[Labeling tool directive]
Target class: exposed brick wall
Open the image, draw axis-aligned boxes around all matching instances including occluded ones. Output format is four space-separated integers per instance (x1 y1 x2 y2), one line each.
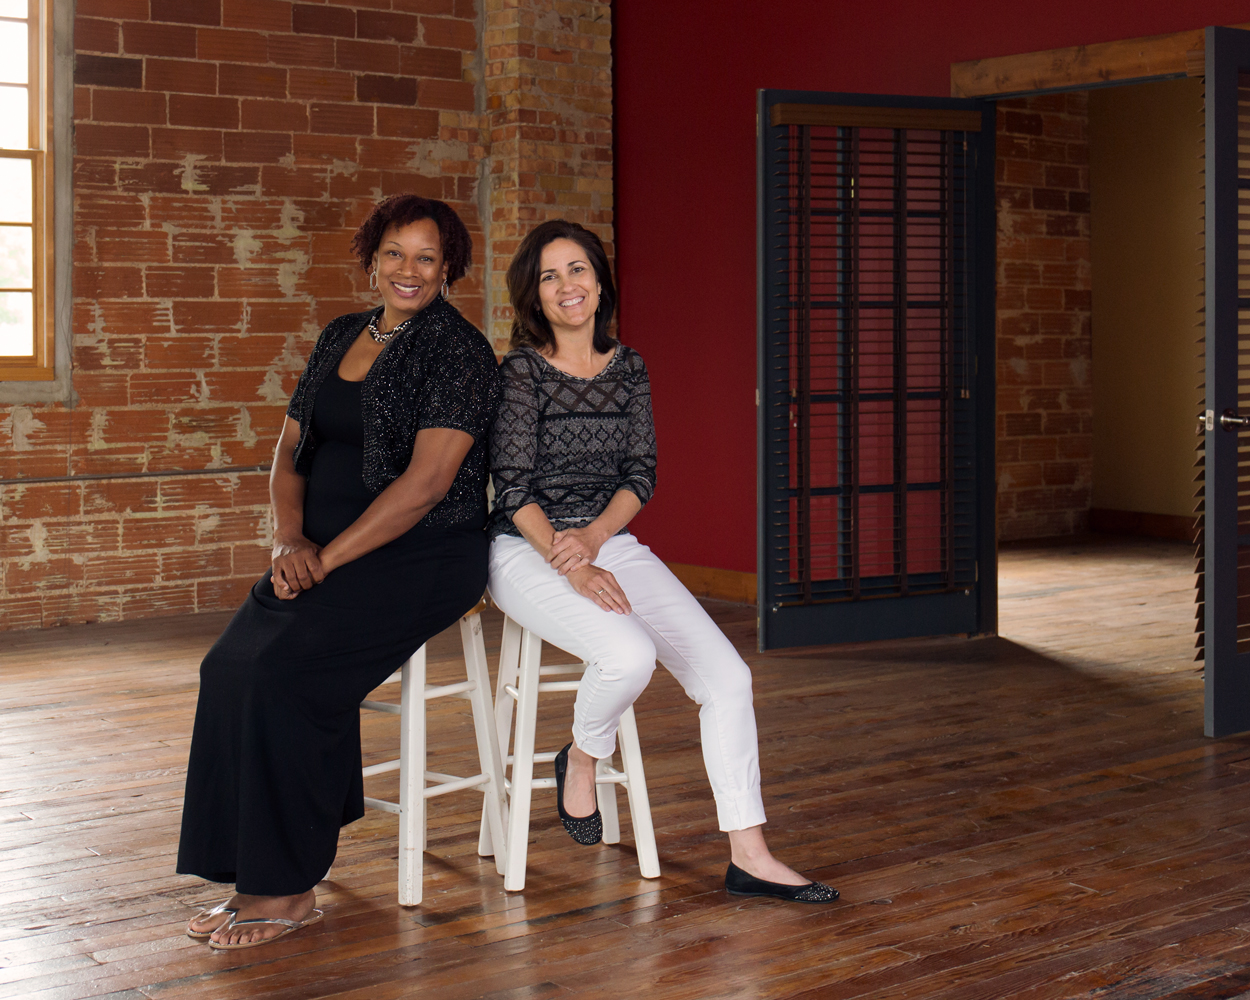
0 0 491 630
995 93 1092 542
482 0 611 353
1 0 615 633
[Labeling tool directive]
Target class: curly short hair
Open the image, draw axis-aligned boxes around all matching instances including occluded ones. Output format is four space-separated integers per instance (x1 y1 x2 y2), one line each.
506 220 616 353
349 194 473 285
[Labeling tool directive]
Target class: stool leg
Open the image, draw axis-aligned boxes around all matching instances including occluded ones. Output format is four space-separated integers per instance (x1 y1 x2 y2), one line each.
461 613 508 876
617 705 660 879
398 645 428 905
503 628 541 892
597 756 621 845
480 615 523 856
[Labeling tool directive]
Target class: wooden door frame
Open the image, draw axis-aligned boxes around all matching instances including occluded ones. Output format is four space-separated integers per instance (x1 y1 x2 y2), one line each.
949 23 1250 99
955 27 1241 733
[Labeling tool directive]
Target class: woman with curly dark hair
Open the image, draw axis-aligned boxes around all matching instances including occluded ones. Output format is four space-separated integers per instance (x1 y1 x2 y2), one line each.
176 194 500 949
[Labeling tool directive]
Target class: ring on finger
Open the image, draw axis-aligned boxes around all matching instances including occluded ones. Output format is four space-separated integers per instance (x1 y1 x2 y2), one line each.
596 588 605 595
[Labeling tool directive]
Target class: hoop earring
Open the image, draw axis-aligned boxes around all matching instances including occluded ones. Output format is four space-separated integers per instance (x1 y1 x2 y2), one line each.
369 270 378 291
441 280 449 299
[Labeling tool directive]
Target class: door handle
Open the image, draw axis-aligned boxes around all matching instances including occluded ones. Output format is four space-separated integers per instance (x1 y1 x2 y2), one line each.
1221 408 1250 431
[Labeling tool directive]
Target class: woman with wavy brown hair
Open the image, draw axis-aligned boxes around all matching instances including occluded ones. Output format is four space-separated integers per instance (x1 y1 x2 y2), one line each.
486 219 837 903
176 194 500 949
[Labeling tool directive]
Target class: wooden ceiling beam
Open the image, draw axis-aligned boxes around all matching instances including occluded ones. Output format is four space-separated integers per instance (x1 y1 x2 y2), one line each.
950 23 1250 98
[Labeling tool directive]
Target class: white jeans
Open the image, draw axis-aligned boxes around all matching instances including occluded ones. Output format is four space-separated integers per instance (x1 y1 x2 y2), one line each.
487 532 767 831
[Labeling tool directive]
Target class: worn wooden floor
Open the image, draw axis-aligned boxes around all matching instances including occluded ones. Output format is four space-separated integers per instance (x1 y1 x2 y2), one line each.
3 537 1249 999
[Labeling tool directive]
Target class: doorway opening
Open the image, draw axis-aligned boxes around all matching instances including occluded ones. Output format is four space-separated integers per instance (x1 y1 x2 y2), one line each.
993 75 1204 673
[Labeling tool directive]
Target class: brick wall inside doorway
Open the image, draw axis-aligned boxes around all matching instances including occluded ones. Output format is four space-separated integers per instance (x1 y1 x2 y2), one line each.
994 92 1093 542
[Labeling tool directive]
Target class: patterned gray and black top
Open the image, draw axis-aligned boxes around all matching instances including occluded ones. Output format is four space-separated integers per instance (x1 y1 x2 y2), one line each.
487 343 657 541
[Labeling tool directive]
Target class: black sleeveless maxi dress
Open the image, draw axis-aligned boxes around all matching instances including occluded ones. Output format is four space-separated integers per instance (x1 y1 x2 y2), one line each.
176 367 490 896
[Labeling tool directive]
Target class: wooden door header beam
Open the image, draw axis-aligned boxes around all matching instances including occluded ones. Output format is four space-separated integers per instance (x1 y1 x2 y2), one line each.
770 104 982 131
951 23 1250 98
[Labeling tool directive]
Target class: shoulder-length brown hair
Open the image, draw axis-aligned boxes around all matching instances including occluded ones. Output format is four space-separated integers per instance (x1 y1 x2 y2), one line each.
506 220 616 353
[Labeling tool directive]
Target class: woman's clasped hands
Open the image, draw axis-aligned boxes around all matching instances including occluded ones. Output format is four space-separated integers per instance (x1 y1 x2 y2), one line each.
271 534 326 600
548 525 631 615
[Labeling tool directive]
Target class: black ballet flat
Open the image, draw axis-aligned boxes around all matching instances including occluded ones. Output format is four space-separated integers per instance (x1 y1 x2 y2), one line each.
553 742 603 845
725 862 839 903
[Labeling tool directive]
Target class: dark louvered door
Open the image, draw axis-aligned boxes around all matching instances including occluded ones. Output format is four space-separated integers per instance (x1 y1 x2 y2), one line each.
757 91 996 651
1200 28 1250 736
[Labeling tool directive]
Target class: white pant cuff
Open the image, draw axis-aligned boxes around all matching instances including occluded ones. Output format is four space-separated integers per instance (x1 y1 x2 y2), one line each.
572 729 617 760
716 800 768 833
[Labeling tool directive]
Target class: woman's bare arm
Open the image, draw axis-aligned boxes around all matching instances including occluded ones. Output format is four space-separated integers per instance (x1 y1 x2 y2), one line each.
270 416 325 596
546 489 642 574
510 501 559 560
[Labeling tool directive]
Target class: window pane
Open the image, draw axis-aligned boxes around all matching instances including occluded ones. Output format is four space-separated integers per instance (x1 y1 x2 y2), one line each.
0 289 32 355
0 3 27 19
0 85 26 147
0 156 31 221
0 224 31 287
0 20 26 85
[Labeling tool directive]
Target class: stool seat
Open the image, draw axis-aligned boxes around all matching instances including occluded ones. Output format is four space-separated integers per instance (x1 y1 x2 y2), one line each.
361 607 508 906
480 614 661 891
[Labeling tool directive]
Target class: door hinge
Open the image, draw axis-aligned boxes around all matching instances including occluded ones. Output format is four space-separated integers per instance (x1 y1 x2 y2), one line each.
756 388 760 406
975 561 979 582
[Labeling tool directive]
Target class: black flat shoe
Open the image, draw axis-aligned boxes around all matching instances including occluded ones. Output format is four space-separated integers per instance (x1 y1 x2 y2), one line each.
725 862 839 903
554 742 603 845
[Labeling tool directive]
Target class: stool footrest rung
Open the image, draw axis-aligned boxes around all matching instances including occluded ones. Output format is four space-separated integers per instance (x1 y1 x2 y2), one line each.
364 769 491 805
362 680 475 713
501 770 628 793
424 772 489 798
424 680 474 700
505 777 556 791
505 751 558 766
503 681 583 701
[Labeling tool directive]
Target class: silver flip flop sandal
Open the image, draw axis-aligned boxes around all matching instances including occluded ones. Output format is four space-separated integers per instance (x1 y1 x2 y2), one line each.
186 900 239 940
207 908 323 951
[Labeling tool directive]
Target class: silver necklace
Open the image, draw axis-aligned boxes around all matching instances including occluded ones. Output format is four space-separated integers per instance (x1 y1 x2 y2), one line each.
368 312 415 345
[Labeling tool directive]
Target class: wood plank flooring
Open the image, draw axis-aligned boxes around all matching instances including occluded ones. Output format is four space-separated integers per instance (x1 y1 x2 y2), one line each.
3 536 1248 999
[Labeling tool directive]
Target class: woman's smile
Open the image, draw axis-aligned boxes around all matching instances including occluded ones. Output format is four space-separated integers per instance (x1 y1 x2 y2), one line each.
390 278 425 299
538 238 601 336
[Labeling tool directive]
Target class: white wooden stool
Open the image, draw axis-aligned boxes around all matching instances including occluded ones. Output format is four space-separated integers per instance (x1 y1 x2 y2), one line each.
361 602 508 906
478 613 661 891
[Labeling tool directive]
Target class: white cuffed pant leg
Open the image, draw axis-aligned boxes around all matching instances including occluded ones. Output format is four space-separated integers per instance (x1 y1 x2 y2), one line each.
487 532 767 831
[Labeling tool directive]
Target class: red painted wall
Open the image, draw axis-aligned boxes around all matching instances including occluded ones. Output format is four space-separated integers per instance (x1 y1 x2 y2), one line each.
614 0 1250 572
